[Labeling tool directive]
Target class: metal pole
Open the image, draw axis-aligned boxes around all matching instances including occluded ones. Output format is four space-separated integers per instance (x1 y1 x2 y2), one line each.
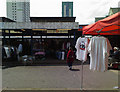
80 61 83 90
3 30 5 46
31 30 33 56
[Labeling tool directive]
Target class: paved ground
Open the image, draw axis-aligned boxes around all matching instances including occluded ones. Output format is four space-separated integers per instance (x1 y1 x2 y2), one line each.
2 59 119 90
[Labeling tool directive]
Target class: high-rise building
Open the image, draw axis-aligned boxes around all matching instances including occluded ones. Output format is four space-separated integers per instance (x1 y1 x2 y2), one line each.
6 0 30 22
62 2 73 17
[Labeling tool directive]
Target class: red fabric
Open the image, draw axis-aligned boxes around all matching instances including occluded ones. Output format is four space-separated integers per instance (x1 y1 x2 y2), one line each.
112 64 120 69
83 12 120 35
67 50 74 62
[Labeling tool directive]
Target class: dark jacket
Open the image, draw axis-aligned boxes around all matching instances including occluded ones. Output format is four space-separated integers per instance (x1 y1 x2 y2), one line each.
111 51 120 59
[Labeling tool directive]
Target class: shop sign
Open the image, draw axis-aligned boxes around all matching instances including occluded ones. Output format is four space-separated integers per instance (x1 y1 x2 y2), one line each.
33 36 41 38
47 30 68 33
10 36 22 38
23 36 31 38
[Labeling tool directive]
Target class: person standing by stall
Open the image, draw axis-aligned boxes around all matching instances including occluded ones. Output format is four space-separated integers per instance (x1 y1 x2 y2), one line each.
108 47 120 65
67 47 75 70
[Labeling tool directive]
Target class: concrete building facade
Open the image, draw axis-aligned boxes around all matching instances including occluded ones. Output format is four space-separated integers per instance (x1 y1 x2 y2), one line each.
7 0 30 22
62 2 73 17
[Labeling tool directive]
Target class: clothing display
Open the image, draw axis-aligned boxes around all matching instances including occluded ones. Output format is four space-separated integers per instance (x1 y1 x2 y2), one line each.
17 44 23 53
75 37 89 61
61 51 65 60
62 42 66 50
88 36 112 72
2 47 7 58
4 47 11 58
3 46 17 59
67 42 71 49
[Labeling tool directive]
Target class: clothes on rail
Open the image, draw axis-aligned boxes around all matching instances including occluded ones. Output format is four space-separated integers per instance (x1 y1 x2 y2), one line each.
75 37 90 62
17 43 23 55
3 46 18 60
88 36 112 72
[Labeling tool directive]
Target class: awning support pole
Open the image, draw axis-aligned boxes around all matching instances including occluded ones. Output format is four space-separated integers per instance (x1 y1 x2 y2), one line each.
80 61 84 90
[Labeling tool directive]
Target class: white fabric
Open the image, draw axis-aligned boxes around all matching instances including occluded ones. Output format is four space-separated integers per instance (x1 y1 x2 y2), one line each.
75 37 89 61
67 42 70 49
61 51 65 60
17 44 23 53
4 47 11 58
88 36 112 72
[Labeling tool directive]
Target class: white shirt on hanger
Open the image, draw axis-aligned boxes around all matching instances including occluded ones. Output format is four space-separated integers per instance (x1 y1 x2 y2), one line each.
88 36 112 72
75 37 89 62
61 51 65 60
67 42 70 49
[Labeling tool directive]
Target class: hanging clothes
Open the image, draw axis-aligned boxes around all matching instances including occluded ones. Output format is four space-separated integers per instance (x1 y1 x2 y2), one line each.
88 36 112 72
67 42 71 50
17 44 23 53
61 51 65 60
75 37 90 62
4 47 11 58
2 47 7 58
62 42 67 50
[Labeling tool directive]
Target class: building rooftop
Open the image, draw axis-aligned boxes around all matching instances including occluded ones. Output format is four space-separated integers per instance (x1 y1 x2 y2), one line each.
30 17 76 22
109 7 120 16
0 17 15 22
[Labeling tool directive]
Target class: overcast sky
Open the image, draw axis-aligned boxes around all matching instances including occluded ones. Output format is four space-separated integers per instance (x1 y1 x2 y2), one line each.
0 0 119 24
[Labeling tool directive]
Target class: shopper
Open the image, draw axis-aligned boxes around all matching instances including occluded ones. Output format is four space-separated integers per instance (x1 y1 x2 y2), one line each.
108 47 120 65
67 47 74 70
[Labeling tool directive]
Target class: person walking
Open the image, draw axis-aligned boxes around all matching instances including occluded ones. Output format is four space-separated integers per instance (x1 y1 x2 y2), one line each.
67 47 75 70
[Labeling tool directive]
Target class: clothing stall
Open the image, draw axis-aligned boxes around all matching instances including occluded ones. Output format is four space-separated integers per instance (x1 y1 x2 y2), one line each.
75 35 112 89
83 12 120 35
76 12 120 89
83 12 120 69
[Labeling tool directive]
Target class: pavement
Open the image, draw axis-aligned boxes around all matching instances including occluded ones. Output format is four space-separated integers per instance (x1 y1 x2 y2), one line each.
2 59 120 91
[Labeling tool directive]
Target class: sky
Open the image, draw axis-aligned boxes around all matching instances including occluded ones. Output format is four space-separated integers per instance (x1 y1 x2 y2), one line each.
0 0 119 24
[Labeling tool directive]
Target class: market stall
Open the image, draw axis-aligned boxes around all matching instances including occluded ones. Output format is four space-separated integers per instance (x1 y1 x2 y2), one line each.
83 12 120 35
76 12 120 89
82 12 120 69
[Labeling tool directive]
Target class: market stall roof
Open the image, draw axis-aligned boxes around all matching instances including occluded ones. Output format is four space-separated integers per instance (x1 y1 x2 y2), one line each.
83 12 120 35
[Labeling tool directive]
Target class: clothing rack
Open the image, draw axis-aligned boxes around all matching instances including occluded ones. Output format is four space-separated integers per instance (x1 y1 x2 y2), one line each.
77 36 88 90
79 36 85 90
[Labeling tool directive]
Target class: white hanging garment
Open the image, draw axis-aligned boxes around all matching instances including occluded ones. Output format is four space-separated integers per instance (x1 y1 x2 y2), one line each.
4 47 11 58
17 44 23 53
67 42 70 49
75 37 90 62
61 51 65 60
88 36 112 72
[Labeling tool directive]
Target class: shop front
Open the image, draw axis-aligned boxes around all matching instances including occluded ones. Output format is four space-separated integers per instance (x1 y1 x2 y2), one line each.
1 17 79 63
